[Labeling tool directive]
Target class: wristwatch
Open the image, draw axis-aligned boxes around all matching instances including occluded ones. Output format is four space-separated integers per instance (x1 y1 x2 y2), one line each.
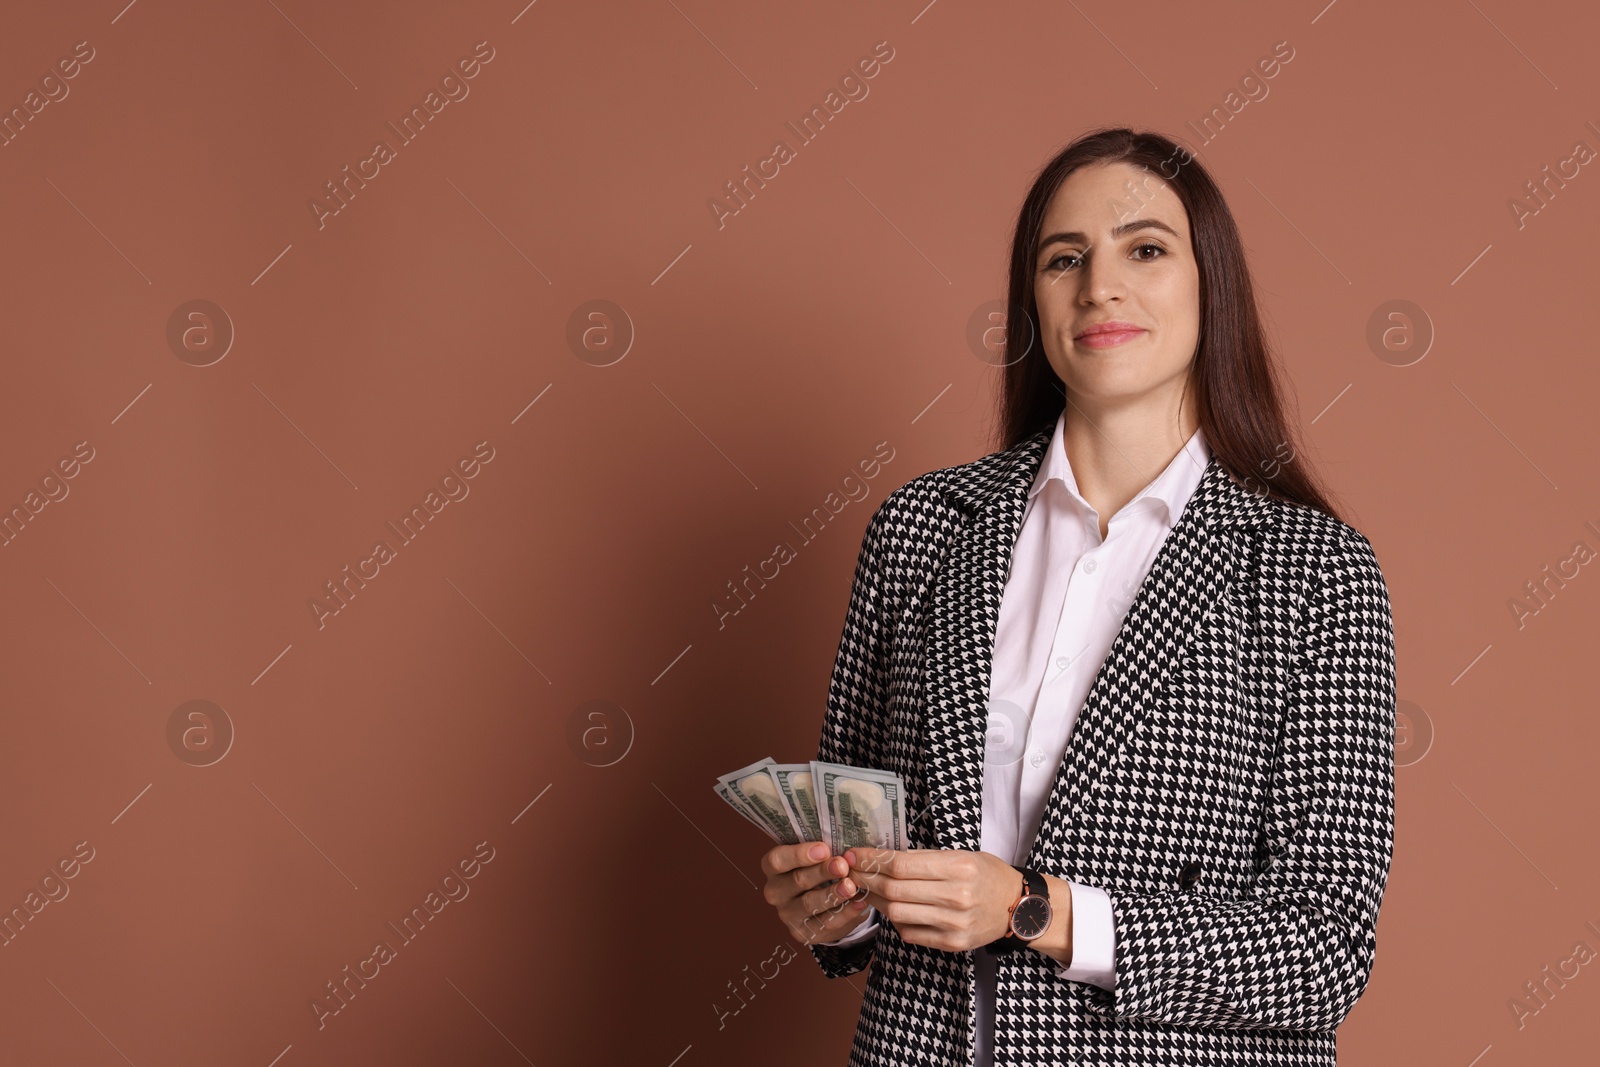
985 865 1052 954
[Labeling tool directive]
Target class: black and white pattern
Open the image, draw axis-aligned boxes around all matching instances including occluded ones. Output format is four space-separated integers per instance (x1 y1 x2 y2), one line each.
809 425 1396 1066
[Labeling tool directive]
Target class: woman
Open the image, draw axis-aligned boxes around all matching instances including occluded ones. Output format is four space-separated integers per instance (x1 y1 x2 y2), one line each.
760 127 1396 1066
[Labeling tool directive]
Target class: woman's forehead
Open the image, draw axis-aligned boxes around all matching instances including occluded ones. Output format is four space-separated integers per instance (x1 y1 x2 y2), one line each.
1044 163 1189 236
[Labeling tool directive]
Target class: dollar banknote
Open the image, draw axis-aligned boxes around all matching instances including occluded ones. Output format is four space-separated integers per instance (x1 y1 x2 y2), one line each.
714 780 777 839
716 758 804 845
768 763 823 842
810 760 907 856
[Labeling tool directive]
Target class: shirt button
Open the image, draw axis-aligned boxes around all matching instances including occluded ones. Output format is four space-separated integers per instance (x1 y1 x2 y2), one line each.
1083 558 1097 573
1030 750 1045 767
1055 656 1070 670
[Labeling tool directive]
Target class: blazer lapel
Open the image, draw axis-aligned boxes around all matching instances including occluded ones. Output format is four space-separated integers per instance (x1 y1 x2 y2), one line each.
922 426 1265 861
1021 465 1248 870
923 428 1050 855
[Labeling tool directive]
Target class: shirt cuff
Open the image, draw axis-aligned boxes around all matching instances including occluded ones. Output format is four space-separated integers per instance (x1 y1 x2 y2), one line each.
815 906 880 947
1052 881 1115 991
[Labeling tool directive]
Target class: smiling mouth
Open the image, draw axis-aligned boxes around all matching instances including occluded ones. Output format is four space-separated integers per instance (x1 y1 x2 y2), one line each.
1075 327 1145 348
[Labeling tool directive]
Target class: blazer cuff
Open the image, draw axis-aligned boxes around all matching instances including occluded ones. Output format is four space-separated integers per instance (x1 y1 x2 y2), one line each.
816 906 880 947
806 906 880 978
1052 881 1116 991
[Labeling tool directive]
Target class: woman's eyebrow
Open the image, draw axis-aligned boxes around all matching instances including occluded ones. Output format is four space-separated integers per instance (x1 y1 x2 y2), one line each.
1037 217 1180 252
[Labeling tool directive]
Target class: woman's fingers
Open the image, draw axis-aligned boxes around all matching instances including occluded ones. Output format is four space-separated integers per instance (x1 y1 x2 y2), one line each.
766 843 859 900
780 883 870 940
762 844 825 903
857 889 940 927
762 842 880 944
799 871 859 918
761 841 827 879
795 854 848 896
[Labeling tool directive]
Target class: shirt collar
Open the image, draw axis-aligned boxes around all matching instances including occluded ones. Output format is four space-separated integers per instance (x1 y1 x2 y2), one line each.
1028 409 1212 528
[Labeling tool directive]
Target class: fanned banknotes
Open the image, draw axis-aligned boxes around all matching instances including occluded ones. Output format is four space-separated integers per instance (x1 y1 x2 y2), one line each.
715 756 907 855
716 758 804 845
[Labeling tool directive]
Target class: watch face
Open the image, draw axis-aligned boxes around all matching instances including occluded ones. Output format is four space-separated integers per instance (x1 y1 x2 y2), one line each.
1011 894 1052 939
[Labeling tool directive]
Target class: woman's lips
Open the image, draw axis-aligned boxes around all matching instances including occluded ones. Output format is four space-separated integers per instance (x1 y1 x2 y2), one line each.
1076 327 1145 349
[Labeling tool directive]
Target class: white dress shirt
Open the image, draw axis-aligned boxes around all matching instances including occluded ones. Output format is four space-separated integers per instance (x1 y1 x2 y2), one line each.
819 413 1211 1065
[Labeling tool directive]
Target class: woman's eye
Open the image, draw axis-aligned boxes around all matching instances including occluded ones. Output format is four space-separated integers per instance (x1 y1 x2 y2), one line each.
1044 243 1165 273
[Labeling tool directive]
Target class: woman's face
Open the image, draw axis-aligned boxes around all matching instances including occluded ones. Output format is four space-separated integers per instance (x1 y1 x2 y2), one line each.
1031 161 1201 417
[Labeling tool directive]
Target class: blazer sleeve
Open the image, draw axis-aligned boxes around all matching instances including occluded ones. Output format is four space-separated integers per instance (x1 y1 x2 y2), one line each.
1076 529 1397 1031
807 499 895 980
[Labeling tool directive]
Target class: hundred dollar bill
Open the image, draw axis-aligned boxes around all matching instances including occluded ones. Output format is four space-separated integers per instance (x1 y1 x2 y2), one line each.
810 760 907 857
768 763 823 842
717 758 803 845
714 780 782 841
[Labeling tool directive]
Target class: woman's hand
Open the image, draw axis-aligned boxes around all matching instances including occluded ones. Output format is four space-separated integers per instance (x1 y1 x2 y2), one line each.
761 841 876 947
845 846 1035 953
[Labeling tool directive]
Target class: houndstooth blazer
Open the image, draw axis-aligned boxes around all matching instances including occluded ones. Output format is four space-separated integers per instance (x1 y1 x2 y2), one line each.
809 424 1396 1066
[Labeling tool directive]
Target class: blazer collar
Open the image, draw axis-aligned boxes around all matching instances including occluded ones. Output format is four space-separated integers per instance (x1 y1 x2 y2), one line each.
920 423 1272 860
932 423 1268 528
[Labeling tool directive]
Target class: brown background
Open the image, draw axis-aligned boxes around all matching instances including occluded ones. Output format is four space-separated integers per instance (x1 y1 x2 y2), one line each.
1 0 1597 1063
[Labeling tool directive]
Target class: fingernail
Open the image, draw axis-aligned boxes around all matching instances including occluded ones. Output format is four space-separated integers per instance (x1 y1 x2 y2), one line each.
844 849 857 866
853 900 868 911
840 879 854 896
809 843 826 861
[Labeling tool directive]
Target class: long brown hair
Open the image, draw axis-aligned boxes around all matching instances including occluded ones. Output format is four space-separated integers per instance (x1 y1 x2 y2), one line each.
994 126 1343 523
